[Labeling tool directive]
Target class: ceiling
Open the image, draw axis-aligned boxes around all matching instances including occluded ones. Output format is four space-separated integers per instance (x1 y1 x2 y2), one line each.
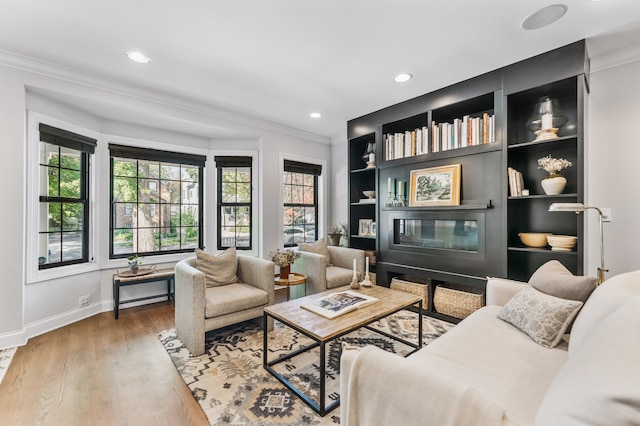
1 0 640 142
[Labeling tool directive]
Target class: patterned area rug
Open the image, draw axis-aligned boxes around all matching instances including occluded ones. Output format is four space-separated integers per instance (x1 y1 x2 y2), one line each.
0 347 17 385
159 310 453 425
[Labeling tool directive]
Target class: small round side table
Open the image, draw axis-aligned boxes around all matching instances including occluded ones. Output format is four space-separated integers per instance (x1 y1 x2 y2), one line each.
274 273 307 301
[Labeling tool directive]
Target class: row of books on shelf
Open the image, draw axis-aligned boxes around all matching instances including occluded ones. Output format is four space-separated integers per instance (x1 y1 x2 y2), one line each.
383 113 496 161
507 167 525 197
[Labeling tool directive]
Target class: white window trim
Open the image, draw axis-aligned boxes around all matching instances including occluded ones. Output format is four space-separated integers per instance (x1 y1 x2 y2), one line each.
278 152 327 248
26 111 100 284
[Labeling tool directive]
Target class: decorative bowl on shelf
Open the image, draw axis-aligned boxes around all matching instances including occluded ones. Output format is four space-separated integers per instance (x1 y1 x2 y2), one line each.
547 235 577 251
518 232 552 248
362 190 376 199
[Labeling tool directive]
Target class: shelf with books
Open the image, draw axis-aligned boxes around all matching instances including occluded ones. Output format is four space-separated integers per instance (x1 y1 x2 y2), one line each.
348 132 377 252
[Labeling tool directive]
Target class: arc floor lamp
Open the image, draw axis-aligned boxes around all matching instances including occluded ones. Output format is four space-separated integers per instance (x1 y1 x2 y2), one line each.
548 203 608 284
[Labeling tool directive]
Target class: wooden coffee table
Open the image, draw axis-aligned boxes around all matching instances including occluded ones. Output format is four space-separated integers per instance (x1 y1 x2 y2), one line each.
263 285 423 416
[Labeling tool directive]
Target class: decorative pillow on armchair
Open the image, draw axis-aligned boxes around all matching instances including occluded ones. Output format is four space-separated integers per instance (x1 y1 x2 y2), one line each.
299 238 331 266
528 260 597 303
497 287 583 348
195 247 238 287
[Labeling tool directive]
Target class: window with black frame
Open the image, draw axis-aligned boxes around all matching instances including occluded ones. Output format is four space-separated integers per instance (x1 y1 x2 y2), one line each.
38 124 96 269
109 144 205 258
283 159 321 247
216 156 252 250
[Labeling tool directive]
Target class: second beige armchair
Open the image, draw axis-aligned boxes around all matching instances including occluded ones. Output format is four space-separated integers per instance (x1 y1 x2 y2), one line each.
291 242 365 295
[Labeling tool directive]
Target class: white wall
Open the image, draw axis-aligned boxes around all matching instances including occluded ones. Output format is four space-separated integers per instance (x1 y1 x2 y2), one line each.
0 55 331 349
587 54 640 277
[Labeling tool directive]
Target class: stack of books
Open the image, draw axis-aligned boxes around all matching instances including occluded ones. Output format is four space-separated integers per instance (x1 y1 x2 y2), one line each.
508 167 525 197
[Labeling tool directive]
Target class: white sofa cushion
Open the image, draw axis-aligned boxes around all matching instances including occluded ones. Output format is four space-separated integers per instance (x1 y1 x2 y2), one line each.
497 287 583 348
534 298 640 425
411 306 568 425
569 270 640 356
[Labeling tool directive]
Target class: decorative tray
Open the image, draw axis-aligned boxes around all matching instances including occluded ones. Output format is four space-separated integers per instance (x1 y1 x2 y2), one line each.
117 265 156 277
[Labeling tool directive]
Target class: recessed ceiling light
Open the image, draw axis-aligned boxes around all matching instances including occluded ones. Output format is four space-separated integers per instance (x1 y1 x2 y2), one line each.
310 112 322 118
126 51 151 64
394 73 413 83
521 4 568 30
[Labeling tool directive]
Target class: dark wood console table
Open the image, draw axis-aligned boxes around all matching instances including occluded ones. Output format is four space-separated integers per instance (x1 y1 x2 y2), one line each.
112 268 175 319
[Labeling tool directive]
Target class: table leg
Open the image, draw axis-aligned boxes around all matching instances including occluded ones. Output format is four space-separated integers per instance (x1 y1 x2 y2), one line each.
418 300 423 348
113 279 120 320
319 340 326 415
287 286 291 301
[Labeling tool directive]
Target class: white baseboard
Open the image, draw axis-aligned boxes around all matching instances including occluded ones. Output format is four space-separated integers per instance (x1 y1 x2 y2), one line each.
25 302 103 340
0 330 27 350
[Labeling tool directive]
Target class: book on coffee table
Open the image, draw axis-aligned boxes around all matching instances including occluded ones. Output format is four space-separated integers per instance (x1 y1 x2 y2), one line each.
301 290 379 319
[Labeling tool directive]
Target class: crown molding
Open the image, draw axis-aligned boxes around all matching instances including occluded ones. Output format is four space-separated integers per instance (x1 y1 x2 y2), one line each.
589 42 640 74
0 49 331 145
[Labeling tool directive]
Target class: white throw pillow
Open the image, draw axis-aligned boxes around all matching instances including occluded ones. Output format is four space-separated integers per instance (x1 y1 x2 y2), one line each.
534 298 640 425
497 287 583 348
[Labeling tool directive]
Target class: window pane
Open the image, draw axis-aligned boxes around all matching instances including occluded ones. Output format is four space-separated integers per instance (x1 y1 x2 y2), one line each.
236 226 250 247
182 205 199 226
113 229 134 255
46 233 62 264
113 203 133 229
40 142 59 166
220 226 235 247
302 185 315 204
62 203 83 231
44 202 62 232
37 233 52 265
160 228 180 251
303 174 314 186
138 204 160 229
235 206 250 226
182 166 198 182
138 228 159 252
236 183 251 203
182 182 199 204
59 147 81 171
113 159 136 177
138 160 159 178
113 177 137 202
60 168 81 199
161 163 180 180
139 178 160 202
236 167 250 182
161 180 181 203
181 227 199 249
40 165 58 197
61 231 83 262
222 182 236 202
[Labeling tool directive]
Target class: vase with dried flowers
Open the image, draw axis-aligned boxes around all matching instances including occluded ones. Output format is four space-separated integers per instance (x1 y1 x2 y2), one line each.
269 248 301 278
538 155 572 195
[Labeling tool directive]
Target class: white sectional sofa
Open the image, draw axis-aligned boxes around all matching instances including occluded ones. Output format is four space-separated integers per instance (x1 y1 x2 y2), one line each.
340 267 640 425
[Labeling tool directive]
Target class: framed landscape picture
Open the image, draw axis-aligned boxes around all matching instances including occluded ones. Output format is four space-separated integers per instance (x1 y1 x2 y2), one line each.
409 164 461 207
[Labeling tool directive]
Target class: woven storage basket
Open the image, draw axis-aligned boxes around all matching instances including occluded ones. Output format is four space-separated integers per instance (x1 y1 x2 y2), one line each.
433 283 484 319
390 276 429 308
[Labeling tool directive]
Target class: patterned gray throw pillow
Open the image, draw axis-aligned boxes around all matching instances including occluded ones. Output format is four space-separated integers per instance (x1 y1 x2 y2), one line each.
497 286 583 348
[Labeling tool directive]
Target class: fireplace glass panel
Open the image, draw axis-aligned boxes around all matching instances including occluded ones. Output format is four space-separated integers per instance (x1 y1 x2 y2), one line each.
394 219 478 252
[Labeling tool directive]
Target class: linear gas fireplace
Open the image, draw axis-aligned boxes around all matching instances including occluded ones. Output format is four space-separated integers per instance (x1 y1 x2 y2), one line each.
379 208 501 278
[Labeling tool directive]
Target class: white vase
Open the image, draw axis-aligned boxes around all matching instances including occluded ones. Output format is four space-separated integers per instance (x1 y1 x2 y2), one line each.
541 173 567 195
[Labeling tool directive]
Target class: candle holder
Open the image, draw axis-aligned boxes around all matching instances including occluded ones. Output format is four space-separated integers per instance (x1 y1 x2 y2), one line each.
360 257 373 287
385 191 394 207
526 96 568 141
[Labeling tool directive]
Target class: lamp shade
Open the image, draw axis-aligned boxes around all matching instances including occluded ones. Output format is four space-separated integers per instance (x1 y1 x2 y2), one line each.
548 203 586 212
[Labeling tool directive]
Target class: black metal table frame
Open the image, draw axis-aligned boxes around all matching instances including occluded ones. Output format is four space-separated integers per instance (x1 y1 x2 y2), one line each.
112 273 175 319
263 300 422 416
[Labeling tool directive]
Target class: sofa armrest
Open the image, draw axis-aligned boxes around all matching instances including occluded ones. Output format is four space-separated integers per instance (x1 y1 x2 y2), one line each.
291 251 327 295
486 277 529 306
175 257 206 356
237 255 276 306
327 246 365 272
340 346 505 426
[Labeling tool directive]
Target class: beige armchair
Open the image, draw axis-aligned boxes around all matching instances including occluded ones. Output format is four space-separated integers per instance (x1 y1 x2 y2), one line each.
175 254 275 356
291 245 365 295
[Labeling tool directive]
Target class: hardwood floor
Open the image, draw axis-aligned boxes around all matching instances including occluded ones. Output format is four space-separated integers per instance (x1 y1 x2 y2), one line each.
0 301 210 426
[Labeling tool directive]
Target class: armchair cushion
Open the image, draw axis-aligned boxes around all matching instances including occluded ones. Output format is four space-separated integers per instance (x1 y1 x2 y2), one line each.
195 247 239 287
299 238 331 266
205 283 269 319
326 265 355 289
528 260 597 303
